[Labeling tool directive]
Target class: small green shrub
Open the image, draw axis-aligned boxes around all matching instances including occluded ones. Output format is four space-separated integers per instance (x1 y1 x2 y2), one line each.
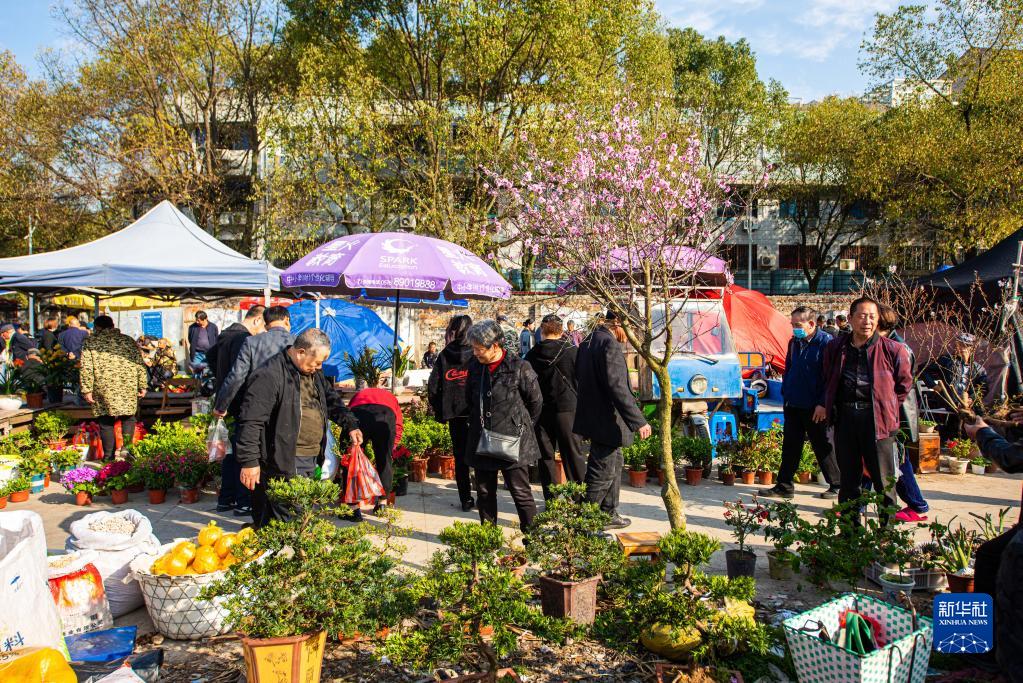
525 483 620 582
33 411 74 443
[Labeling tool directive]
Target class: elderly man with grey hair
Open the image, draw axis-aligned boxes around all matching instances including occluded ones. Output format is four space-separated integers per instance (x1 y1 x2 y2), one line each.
236 328 363 528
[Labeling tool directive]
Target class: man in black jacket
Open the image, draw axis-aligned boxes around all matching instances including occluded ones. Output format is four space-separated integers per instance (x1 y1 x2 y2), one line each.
236 329 363 529
574 312 651 529
2 323 37 362
964 416 1023 680
208 304 265 513
213 306 292 417
38 317 59 352
526 314 586 498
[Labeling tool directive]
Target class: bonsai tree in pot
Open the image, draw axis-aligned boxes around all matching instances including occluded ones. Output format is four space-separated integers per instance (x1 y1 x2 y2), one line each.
203 478 408 682
928 517 978 593
722 497 767 579
762 501 801 581
382 522 564 683
526 483 621 624
675 435 712 485
33 410 74 449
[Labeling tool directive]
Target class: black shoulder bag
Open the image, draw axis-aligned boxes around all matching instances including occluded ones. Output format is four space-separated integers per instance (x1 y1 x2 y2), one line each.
475 368 522 464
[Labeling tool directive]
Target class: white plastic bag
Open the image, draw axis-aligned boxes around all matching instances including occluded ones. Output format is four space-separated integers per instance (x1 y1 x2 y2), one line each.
66 510 161 618
0 511 69 658
321 426 339 480
46 551 113 636
206 418 228 463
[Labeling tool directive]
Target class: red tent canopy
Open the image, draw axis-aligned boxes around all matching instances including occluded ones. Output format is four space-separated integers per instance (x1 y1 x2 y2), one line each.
723 286 791 373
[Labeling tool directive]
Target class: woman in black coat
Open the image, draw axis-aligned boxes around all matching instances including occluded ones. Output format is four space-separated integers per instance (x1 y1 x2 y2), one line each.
465 319 543 530
427 314 475 511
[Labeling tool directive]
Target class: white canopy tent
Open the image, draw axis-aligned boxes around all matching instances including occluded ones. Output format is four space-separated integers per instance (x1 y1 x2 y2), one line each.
0 200 281 300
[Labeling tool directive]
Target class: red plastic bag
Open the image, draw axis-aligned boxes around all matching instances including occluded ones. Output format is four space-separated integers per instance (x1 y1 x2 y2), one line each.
342 445 385 506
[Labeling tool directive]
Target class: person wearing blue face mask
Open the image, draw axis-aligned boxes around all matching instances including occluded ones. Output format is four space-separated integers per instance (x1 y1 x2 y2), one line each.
760 306 842 499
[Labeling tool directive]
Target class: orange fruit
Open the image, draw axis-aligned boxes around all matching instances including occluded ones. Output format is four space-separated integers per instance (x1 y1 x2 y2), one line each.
236 527 254 542
165 555 189 576
192 546 220 574
197 522 223 548
150 557 168 575
221 555 239 569
214 533 237 559
173 541 197 563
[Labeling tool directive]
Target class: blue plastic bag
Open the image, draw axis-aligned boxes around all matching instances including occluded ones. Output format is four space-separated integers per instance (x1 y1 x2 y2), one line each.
66 626 137 663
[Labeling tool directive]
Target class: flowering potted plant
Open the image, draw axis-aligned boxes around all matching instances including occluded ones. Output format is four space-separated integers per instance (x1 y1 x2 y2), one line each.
7 475 31 502
61 466 100 505
946 440 973 474
130 421 203 503
39 346 76 404
723 497 767 578
174 449 209 503
98 459 132 504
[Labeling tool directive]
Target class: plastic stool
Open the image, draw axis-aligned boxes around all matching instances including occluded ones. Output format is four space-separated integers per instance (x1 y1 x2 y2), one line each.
616 531 663 562
708 412 737 445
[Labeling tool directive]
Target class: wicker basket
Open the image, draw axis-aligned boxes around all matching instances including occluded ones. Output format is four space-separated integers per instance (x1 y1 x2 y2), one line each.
129 542 232 640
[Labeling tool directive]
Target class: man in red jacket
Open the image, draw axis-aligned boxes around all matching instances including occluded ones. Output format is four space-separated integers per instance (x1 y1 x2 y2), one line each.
820 296 912 523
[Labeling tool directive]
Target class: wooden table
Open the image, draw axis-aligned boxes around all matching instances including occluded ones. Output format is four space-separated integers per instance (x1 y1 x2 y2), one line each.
616 531 663 562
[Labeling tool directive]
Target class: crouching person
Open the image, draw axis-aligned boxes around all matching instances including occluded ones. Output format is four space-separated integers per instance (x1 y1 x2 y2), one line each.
235 329 363 529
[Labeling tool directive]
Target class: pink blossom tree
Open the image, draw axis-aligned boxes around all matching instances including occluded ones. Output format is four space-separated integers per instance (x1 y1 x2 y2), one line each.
487 100 747 529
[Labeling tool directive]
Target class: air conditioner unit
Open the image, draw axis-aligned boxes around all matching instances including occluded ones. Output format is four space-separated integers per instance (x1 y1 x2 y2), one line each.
839 258 857 271
758 255 776 268
398 215 417 230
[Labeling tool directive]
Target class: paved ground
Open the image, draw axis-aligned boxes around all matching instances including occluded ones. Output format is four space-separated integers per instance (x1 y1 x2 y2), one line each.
16 464 1021 636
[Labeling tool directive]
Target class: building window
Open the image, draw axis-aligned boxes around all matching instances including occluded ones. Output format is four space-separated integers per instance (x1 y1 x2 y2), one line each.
840 245 879 269
717 197 758 219
778 244 820 270
719 244 758 272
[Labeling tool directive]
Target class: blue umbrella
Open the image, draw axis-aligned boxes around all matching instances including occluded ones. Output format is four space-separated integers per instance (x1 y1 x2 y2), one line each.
287 299 396 381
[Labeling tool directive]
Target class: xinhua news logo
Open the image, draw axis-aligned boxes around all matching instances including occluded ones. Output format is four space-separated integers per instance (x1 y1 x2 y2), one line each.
933 594 993 654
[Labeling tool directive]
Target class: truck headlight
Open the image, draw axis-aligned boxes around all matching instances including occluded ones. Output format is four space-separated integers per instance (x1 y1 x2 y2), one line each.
689 375 708 395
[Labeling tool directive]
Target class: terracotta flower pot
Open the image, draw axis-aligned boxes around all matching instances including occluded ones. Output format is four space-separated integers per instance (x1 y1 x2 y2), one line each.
946 572 975 593
44 439 68 451
439 455 456 480
628 468 648 487
756 470 774 486
538 574 600 625
25 392 44 409
740 470 756 485
684 466 703 486
797 471 812 484
427 452 443 475
147 489 167 504
241 632 326 683
409 457 428 482
179 487 200 504
110 488 129 504
9 489 29 503
44 471 50 488
0 495 7 509
721 472 736 486
553 457 566 484
127 482 145 493
75 491 92 506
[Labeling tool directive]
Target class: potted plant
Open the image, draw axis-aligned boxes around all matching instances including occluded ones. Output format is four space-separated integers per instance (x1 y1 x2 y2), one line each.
718 458 736 486
755 427 783 485
526 483 620 624
203 478 408 683
39 345 76 404
675 435 711 486
875 521 917 603
929 518 978 592
19 448 50 492
391 345 414 389
33 410 74 449
50 446 83 478
130 420 206 502
946 440 973 474
14 361 46 408
343 346 388 390
381 522 554 683
0 482 8 509
425 418 456 479
98 459 132 504
0 370 23 411
623 441 648 487
174 449 208 503
763 501 800 581
392 445 412 497
918 418 937 434
60 465 100 506
7 475 31 502
970 456 990 475
723 431 758 484
723 497 767 579
402 421 430 482
795 442 817 485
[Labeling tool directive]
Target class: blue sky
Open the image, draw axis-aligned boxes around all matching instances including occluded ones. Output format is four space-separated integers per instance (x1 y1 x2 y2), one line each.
0 0 898 102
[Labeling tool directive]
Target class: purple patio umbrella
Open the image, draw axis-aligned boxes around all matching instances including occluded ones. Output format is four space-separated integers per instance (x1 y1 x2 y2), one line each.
282 232 511 389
